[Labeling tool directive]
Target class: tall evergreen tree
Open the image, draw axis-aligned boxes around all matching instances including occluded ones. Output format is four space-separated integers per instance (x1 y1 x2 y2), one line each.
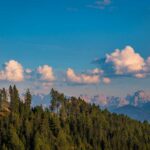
0 90 3 111
24 89 32 112
2 88 8 102
9 85 20 113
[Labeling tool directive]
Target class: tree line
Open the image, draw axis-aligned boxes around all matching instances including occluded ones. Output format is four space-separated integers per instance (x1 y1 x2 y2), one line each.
0 86 150 150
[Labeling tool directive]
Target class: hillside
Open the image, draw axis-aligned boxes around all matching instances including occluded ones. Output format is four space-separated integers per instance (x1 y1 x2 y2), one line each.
0 86 150 150
112 105 150 122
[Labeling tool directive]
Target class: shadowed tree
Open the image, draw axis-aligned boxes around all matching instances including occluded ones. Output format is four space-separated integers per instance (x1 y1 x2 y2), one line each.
24 89 32 114
9 85 20 114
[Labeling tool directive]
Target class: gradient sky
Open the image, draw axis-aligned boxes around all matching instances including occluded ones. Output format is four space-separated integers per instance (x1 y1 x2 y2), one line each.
0 0 150 97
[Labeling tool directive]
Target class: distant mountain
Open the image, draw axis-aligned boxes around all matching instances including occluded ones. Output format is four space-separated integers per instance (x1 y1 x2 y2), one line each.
31 90 150 121
80 94 128 109
126 90 150 106
141 102 150 114
32 94 50 107
111 104 150 122
111 91 150 121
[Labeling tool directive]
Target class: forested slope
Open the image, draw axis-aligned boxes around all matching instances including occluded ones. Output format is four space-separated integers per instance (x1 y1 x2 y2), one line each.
0 86 150 150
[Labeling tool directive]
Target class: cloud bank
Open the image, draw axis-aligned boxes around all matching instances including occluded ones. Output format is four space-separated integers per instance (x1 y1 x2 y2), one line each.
0 45 149 90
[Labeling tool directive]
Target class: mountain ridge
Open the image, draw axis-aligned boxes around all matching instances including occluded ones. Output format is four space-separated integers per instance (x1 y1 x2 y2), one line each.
32 90 150 121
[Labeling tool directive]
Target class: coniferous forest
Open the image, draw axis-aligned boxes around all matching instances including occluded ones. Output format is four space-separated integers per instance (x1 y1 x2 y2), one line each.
0 85 150 150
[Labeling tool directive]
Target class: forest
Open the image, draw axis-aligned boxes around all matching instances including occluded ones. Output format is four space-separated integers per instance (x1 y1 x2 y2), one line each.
0 85 150 150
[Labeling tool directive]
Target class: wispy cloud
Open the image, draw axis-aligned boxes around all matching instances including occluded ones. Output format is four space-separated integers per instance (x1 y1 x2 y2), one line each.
87 0 112 10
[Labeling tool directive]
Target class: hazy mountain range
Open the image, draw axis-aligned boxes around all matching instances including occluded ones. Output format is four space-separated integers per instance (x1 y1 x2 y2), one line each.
32 90 150 121
111 91 150 121
112 103 150 122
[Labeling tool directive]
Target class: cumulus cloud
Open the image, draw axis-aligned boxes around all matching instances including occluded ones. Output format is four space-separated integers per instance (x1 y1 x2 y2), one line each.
93 46 150 79
106 46 145 74
66 68 100 84
37 65 55 81
101 46 150 79
103 77 111 84
0 60 24 82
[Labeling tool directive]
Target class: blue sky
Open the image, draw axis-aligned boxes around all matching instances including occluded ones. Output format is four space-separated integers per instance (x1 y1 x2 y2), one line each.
0 0 150 97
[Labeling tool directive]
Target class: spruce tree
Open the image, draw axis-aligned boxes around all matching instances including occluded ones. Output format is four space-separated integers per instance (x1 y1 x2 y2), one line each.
24 89 32 113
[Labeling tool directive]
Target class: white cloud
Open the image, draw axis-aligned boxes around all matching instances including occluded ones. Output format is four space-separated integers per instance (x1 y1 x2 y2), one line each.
37 65 55 81
66 68 100 84
103 77 111 84
0 60 24 82
106 46 145 75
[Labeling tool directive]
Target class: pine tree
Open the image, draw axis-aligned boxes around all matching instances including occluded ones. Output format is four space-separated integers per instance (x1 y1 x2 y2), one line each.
0 90 2 111
2 88 8 102
24 89 32 113
9 85 20 113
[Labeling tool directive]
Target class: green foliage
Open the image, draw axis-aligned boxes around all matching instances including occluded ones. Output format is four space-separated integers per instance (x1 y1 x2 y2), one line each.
9 85 20 113
24 89 32 115
0 86 150 150
8 125 25 150
25 89 31 105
